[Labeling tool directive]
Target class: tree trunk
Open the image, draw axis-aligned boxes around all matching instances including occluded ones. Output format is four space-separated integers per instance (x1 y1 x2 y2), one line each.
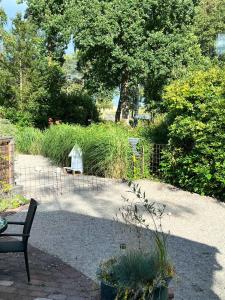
115 91 123 122
19 59 23 103
115 71 129 122
133 86 140 127
121 101 130 120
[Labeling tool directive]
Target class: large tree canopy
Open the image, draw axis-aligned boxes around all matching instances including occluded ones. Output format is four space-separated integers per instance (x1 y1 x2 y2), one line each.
0 5 6 28
0 14 65 127
194 0 225 57
19 0 71 64
68 0 202 121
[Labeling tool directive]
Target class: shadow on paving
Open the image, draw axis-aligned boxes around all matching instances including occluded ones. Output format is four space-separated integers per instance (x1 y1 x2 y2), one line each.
3 209 222 300
0 241 99 300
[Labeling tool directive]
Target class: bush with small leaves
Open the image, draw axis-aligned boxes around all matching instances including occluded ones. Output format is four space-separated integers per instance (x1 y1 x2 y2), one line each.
161 67 225 200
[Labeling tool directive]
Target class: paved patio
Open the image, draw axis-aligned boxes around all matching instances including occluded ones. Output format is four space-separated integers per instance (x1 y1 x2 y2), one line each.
0 239 99 300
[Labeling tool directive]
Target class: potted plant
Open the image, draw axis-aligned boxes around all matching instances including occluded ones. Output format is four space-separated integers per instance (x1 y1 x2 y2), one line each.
97 182 175 300
97 247 174 300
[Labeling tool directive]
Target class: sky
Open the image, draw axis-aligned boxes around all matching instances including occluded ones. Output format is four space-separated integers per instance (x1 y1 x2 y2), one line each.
1 0 26 28
0 0 74 54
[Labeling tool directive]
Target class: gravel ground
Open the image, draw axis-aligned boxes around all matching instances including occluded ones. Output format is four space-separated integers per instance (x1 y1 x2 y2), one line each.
10 154 225 300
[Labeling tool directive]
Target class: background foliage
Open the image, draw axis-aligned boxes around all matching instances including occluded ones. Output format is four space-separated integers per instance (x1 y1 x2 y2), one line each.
194 0 225 58
161 67 225 200
1 0 225 199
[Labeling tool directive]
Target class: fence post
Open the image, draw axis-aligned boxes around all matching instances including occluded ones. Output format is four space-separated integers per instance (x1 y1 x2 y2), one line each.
0 137 14 185
8 139 14 185
142 145 145 177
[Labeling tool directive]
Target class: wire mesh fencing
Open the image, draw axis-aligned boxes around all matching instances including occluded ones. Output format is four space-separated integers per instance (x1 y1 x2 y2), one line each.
0 138 15 199
14 166 118 200
0 137 166 200
0 141 118 200
149 144 167 177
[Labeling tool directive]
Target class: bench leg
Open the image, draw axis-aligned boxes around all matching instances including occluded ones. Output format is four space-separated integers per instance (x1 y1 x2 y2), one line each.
24 250 30 282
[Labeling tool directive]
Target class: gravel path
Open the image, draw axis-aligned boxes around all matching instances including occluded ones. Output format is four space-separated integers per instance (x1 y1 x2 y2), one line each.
10 154 225 299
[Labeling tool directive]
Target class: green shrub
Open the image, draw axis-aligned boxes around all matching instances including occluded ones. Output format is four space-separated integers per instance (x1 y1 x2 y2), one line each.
138 114 169 144
55 91 100 125
15 127 43 154
161 67 225 200
0 195 29 213
0 118 16 137
0 107 33 127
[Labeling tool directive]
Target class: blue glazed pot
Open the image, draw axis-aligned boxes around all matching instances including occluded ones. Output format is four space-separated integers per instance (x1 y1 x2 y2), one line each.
101 281 169 300
153 286 168 300
101 281 117 300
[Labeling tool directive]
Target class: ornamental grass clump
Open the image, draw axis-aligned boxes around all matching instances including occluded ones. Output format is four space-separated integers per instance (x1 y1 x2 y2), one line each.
14 122 151 179
83 124 131 178
41 123 132 178
111 250 160 289
41 124 85 166
15 127 43 155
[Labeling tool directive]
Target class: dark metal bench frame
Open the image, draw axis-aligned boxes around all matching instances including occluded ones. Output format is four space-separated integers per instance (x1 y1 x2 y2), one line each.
0 199 37 282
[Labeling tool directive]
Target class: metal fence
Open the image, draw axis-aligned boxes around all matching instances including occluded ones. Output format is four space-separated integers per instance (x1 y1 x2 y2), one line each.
14 167 115 200
150 144 166 177
0 139 166 200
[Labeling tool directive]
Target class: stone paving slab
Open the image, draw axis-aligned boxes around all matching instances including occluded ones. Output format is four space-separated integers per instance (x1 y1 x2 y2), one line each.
0 238 100 300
